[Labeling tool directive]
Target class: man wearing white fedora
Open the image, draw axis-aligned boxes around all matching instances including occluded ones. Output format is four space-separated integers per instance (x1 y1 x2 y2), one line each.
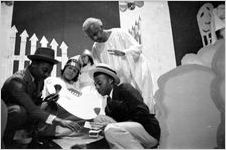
91 63 161 149
1 47 81 148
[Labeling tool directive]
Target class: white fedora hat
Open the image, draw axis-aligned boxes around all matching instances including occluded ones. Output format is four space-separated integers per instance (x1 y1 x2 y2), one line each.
90 63 120 84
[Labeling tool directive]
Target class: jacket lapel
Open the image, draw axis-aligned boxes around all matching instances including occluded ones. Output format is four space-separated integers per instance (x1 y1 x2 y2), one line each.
23 68 36 94
112 84 120 100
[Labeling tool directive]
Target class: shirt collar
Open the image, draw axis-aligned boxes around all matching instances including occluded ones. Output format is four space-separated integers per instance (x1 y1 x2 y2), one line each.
109 88 113 98
26 67 35 82
30 72 35 82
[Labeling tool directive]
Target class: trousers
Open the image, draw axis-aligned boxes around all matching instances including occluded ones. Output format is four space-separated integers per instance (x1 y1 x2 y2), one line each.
3 104 32 147
104 122 158 149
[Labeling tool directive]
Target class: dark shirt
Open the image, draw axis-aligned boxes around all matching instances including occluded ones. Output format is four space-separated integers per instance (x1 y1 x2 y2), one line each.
1 67 49 122
105 83 161 141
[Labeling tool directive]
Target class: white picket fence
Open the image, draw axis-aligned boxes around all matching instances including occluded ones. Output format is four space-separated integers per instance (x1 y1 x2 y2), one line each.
10 25 69 76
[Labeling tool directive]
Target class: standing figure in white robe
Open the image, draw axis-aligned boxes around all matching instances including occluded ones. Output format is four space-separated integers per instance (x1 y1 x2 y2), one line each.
82 17 155 113
78 49 105 115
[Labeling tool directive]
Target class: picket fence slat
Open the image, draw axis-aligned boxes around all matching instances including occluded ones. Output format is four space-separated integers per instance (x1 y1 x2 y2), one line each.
10 25 17 58
60 41 68 69
40 36 48 48
29 33 38 55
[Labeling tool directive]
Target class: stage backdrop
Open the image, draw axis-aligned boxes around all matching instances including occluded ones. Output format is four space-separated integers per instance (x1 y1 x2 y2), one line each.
2 1 224 91
12 1 120 57
119 1 176 93
168 1 224 66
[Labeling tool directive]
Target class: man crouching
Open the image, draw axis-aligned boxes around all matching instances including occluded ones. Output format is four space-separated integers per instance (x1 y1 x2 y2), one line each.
91 63 161 149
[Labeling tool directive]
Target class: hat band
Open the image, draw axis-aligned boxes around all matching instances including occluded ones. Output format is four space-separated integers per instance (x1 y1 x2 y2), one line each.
96 66 117 74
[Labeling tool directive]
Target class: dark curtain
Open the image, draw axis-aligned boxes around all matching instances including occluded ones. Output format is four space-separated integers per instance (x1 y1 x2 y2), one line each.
12 1 120 57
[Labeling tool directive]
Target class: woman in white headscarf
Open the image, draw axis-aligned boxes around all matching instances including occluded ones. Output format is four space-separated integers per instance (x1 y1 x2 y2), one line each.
79 49 95 89
39 56 83 137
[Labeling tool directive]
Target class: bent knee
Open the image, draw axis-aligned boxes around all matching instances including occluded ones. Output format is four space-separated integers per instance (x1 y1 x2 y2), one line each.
104 124 118 139
146 138 158 149
104 123 127 140
104 123 115 134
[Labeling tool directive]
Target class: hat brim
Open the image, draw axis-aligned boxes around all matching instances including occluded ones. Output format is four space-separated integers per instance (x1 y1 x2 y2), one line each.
27 55 59 64
89 67 120 85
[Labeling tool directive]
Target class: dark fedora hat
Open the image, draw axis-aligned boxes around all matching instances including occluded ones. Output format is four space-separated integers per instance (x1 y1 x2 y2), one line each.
27 47 59 64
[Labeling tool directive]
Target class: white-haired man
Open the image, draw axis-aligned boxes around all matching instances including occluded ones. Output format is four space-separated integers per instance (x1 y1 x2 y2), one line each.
82 17 155 113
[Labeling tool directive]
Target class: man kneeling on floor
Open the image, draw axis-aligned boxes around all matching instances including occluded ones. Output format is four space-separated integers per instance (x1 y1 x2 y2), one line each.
1 47 80 148
91 63 161 149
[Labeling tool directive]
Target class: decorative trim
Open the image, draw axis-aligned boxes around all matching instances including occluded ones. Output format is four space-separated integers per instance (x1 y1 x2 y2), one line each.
1 1 14 6
119 1 144 12
128 16 142 44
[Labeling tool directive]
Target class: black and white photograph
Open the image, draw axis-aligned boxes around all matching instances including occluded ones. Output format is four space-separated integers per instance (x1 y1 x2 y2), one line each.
0 0 225 149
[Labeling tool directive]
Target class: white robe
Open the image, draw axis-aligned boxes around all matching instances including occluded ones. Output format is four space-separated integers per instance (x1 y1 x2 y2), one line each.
92 28 155 113
78 64 105 115
42 77 101 119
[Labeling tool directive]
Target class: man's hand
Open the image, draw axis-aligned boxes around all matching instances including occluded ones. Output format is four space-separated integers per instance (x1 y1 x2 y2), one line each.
108 49 125 56
43 93 59 103
92 115 116 129
53 117 82 132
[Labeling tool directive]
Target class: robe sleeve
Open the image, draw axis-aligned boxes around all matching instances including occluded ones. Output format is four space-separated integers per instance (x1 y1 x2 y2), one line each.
92 44 101 64
119 29 142 61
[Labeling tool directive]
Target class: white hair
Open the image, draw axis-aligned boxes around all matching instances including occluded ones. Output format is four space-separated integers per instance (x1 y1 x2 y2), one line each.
82 17 103 31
